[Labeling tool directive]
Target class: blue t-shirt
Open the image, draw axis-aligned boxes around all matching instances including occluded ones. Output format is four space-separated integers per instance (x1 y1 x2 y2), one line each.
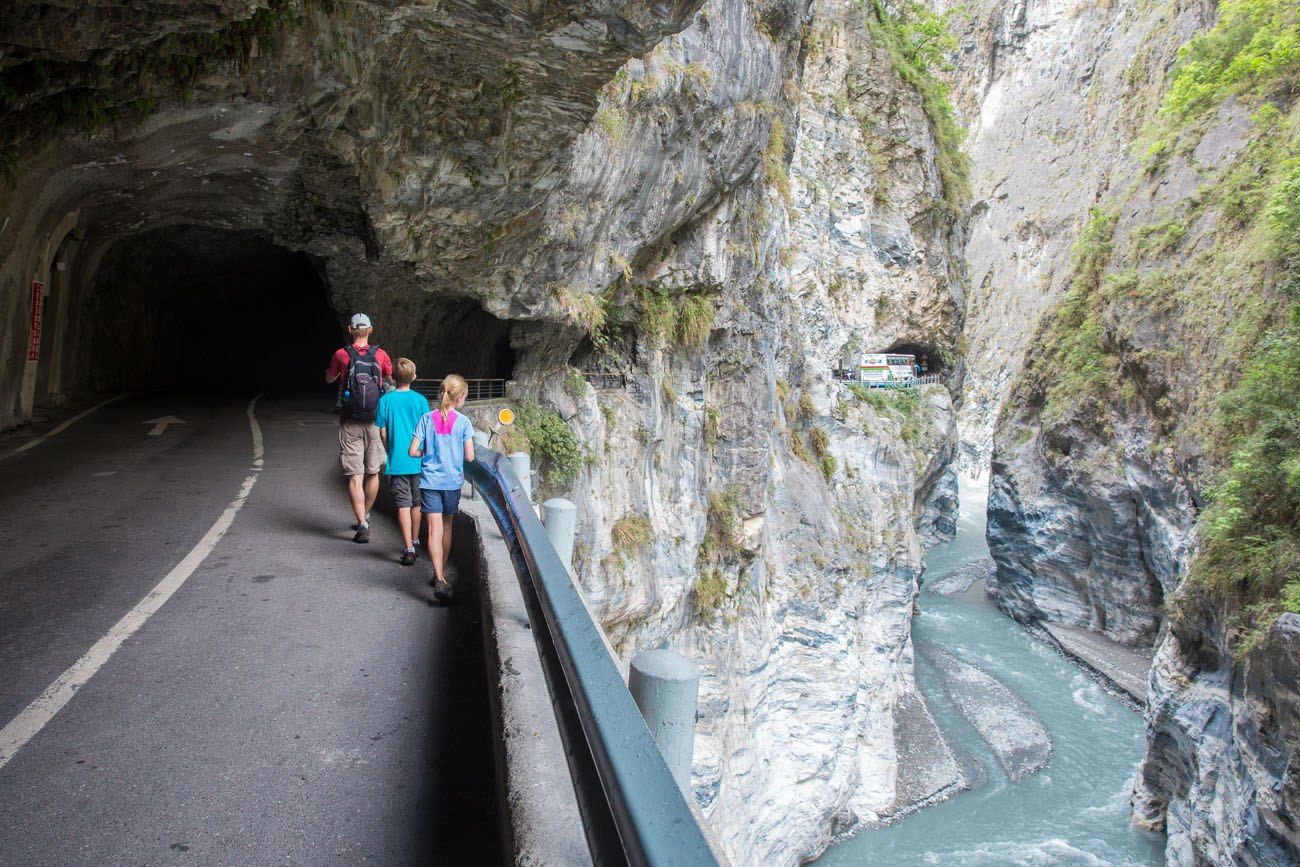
373 389 428 476
412 409 474 491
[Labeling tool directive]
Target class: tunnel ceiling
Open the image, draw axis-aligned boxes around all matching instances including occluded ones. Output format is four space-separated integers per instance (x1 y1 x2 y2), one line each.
0 0 712 328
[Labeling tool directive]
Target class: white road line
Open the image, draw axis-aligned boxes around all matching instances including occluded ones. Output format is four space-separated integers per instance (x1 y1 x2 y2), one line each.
1 394 131 461
0 394 266 771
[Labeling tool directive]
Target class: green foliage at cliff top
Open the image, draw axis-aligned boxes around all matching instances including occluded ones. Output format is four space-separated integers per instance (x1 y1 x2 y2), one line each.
865 0 970 218
1160 0 1300 122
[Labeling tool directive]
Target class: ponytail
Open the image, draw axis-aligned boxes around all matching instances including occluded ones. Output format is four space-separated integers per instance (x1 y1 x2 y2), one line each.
439 374 469 422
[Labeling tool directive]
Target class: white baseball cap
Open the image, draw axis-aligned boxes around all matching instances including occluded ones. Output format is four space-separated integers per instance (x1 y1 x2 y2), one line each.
350 313 372 328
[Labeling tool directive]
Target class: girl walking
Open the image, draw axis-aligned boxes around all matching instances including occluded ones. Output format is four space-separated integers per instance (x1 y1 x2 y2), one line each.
409 374 475 602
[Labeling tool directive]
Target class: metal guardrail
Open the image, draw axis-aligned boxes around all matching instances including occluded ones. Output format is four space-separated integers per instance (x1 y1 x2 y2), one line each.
412 377 506 402
582 371 628 390
465 449 722 867
834 372 943 388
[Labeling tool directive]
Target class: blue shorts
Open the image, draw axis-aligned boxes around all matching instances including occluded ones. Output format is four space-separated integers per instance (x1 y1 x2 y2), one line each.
420 488 462 514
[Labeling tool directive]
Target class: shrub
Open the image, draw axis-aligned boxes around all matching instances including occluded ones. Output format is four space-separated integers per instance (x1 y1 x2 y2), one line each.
1160 0 1300 122
515 402 586 487
694 569 728 615
703 405 722 446
678 295 716 348
762 114 793 204
554 285 608 333
865 0 970 217
693 487 745 615
1189 308 1300 641
636 282 717 349
611 513 653 551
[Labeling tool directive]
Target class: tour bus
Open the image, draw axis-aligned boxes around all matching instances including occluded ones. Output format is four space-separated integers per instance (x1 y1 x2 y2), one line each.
857 353 916 386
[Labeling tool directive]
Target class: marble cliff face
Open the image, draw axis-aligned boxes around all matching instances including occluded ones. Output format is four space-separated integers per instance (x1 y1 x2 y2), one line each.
0 1 964 863
946 1 1300 863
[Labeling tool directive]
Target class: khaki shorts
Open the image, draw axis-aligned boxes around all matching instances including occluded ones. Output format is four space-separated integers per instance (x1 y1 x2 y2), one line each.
339 419 385 476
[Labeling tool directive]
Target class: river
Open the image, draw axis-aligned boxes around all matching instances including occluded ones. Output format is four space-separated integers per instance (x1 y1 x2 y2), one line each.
816 477 1166 866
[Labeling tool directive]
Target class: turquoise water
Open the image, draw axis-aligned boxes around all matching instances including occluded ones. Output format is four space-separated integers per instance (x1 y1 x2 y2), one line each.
816 478 1166 867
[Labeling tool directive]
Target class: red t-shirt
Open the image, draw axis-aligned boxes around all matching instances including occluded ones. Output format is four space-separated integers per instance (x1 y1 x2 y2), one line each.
329 343 393 422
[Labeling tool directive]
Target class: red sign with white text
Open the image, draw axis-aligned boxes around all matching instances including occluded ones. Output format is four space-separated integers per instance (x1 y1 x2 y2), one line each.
27 281 43 362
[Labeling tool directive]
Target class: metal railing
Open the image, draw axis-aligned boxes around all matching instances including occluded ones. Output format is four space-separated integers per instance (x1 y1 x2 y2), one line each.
834 371 943 388
466 449 722 867
412 377 506 402
582 371 628 390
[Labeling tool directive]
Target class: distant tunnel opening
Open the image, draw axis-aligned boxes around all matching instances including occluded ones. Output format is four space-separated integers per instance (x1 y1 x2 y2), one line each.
413 298 516 384
76 225 338 395
884 341 943 375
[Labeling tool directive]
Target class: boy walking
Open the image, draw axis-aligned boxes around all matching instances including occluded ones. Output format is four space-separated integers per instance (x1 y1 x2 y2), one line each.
374 358 427 565
408 375 474 603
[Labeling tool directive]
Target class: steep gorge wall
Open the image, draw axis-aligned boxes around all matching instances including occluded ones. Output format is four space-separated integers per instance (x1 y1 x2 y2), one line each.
0 1 965 863
952 0 1300 863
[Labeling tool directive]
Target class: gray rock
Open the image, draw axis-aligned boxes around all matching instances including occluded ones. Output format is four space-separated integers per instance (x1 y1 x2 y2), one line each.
923 557 993 597
924 646 1052 781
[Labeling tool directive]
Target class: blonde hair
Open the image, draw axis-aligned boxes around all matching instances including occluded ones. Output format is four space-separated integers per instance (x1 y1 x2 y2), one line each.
394 357 417 386
350 325 373 338
439 374 469 417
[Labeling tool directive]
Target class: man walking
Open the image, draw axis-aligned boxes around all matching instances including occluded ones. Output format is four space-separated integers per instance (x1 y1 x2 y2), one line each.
326 313 393 542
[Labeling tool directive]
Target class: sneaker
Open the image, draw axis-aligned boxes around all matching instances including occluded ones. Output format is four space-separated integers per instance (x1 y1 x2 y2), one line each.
432 578 454 603
353 525 370 543
400 549 417 566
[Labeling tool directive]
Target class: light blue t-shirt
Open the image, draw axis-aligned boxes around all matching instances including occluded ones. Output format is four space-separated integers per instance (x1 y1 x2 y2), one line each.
412 409 474 491
373 389 428 476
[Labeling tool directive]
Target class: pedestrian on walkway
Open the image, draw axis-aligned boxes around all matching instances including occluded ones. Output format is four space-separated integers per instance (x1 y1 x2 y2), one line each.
409 374 475 603
375 357 426 565
326 313 393 543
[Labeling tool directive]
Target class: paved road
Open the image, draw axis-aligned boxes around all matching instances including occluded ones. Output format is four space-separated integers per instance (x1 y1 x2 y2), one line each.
0 393 499 866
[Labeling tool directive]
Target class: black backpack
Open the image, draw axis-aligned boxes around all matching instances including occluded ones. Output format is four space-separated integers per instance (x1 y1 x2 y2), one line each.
342 345 384 421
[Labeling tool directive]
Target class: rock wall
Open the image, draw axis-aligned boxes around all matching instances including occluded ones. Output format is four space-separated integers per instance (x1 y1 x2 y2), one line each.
949 0 1300 863
0 1 965 864
947 0 1206 472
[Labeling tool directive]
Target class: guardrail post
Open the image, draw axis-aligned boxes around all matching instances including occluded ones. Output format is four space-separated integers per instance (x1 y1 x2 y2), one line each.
507 452 532 502
629 650 700 794
541 498 577 569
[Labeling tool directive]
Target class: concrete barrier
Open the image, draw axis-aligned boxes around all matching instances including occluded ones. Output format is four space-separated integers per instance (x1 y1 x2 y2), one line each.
541 498 577 570
629 650 700 794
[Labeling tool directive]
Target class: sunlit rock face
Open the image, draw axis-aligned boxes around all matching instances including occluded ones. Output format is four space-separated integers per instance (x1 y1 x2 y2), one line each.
1 1 965 863
945 0 1205 473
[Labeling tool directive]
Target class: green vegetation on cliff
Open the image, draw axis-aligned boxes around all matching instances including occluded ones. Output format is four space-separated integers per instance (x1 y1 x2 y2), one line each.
864 0 970 217
1163 1 1300 641
1160 0 1300 122
503 401 587 488
1031 0 1300 644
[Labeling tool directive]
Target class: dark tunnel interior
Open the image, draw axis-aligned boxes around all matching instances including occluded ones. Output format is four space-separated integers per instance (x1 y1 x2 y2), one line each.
415 298 516 383
73 226 518 399
884 341 943 373
80 225 340 395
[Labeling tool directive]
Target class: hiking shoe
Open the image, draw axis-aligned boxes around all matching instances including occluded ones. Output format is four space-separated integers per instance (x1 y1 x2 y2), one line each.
353 525 370 543
400 549 417 566
432 578 454 603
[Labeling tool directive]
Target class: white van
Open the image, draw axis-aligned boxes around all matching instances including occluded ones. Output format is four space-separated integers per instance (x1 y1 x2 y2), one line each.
857 353 916 386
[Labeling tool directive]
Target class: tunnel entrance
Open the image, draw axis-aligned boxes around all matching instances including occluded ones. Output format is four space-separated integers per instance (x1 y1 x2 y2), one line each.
414 299 515 383
77 226 339 395
884 342 943 375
